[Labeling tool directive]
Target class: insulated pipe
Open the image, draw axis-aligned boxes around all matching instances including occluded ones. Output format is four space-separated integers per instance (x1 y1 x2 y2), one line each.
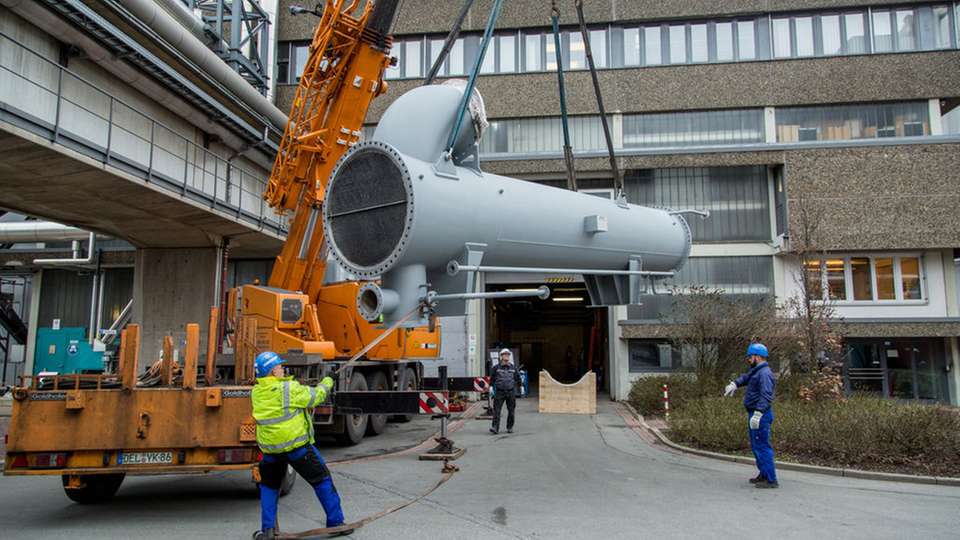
0 0 276 170
156 0 223 48
88 269 99 345
95 270 106 344
119 0 288 129
0 222 92 243
34 233 96 266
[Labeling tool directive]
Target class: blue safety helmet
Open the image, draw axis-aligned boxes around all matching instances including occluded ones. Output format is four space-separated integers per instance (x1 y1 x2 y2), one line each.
255 351 284 378
745 343 769 358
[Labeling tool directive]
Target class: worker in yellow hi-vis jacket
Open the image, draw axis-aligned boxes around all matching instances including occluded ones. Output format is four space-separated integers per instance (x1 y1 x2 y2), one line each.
251 351 350 539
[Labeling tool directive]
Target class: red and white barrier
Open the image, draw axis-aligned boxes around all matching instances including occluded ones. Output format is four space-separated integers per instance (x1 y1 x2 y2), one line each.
662 383 670 419
419 391 449 414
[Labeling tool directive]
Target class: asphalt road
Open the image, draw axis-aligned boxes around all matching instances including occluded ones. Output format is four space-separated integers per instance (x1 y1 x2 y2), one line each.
1 398 958 539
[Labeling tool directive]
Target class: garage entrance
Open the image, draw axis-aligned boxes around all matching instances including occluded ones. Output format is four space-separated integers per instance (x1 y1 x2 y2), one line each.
485 283 608 394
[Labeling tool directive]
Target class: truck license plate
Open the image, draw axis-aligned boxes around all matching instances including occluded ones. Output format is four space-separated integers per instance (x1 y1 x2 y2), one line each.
118 451 173 465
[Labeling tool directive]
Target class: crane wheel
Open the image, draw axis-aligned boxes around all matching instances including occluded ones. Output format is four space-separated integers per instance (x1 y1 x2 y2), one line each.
392 368 417 423
335 373 368 445
365 371 389 436
61 473 125 504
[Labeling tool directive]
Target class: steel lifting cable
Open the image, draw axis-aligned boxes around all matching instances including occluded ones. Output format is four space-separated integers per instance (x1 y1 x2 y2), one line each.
574 0 623 198
444 0 504 158
275 403 485 538
551 0 577 192
424 0 475 86
275 461 460 539
331 304 423 377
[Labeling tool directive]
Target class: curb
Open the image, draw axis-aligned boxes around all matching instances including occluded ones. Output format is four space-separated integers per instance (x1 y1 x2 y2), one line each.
619 402 960 487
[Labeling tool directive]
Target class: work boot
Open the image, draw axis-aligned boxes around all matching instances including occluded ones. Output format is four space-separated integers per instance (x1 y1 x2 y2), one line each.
755 480 780 489
749 474 764 484
252 528 276 540
489 428 498 435
507 428 513 434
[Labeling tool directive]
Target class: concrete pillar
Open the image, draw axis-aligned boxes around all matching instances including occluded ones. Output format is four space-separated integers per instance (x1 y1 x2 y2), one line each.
133 248 219 366
763 106 777 143
23 269 42 378
928 98 943 135
609 305 630 400
465 271 485 378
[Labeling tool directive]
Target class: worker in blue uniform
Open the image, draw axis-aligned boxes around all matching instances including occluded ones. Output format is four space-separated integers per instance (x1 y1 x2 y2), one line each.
251 351 351 539
724 343 779 488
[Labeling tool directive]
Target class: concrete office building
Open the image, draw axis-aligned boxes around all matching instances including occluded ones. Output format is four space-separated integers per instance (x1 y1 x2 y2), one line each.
271 0 960 403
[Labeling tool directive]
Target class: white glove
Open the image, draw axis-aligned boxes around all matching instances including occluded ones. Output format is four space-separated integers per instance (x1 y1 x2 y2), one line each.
749 410 763 430
723 382 737 397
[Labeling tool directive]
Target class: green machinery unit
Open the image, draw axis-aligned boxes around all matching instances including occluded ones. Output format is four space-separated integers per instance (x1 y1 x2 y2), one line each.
33 327 105 374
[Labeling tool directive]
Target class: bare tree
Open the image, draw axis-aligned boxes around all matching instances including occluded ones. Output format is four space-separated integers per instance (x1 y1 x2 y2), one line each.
668 287 799 383
783 193 845 399
784 193 845 373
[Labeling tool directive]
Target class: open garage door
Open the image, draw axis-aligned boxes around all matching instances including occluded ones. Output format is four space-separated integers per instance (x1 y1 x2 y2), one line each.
485 283 608 394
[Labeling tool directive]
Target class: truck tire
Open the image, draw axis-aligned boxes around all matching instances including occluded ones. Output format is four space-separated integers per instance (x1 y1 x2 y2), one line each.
365 370 389 436
61 473 125 504
335 373 368 445
392 367 417 423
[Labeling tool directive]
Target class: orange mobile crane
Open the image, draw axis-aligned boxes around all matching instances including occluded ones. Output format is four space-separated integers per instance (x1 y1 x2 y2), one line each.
227 0 442 444
3 0 463 503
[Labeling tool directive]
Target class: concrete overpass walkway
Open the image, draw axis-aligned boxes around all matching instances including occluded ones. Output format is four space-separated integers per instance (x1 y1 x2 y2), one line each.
0 30 284 255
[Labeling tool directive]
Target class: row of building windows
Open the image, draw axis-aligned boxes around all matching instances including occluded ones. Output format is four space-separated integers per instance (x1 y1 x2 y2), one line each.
276 2 960 83
625 166 771 243
776 102 929 142
457 101 933 157
807 256 925 302
626 255 775 321
631 337 949 401
623 254 928 328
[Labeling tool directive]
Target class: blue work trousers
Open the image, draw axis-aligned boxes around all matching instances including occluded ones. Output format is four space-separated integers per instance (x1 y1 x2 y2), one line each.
748 408 778 484
260 444 345 531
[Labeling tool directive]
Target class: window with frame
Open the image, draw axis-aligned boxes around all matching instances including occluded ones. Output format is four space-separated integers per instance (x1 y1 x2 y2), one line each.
805 255 925 302
626 166 772 243
668 25 686 63
775 102 930 142
628 340 679 372
623 27 641 66
276 41 311 84
627 256 775 321
428 38 446 77
736 20 757 59
644 26 663 65
716 22 734 61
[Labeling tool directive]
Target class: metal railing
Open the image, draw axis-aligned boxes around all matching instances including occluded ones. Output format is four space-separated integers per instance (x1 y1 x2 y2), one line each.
0 32 286 236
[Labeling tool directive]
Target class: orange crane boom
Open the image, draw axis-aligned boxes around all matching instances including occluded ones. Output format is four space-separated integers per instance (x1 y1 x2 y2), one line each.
228 0 439 374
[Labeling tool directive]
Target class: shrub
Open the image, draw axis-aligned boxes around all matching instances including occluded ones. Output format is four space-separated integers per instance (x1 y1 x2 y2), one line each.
667 396 960 476
626 374 723 417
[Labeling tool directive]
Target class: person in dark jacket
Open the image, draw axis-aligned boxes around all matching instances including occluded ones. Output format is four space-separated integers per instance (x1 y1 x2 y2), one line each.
724 342 779 488
490 348 521 434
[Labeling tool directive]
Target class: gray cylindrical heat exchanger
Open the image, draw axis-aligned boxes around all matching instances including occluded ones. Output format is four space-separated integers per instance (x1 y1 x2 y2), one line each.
323 85 692 323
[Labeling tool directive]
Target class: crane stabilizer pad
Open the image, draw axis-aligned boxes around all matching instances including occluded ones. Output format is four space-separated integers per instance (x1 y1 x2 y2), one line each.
273 463 459 539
